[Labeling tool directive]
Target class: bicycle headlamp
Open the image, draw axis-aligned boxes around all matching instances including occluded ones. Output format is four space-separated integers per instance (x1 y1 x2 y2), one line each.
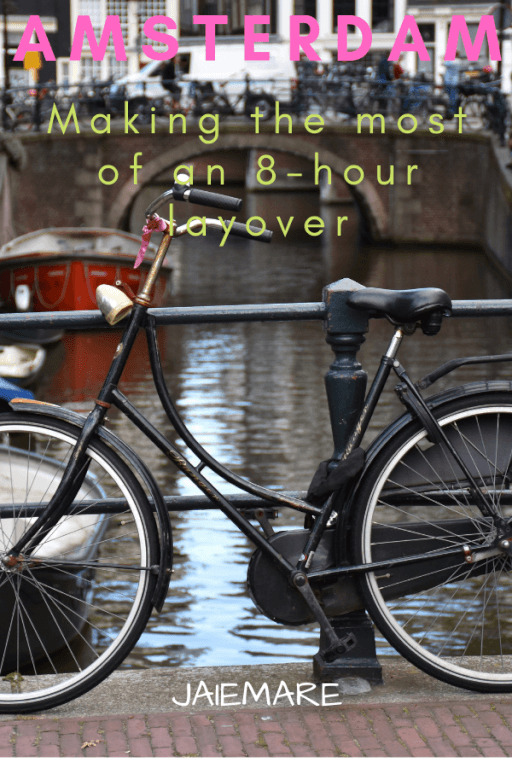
96 284 134 325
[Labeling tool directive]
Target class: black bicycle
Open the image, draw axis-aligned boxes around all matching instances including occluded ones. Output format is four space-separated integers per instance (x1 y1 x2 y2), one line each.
460 82 510 145
1 182 512 713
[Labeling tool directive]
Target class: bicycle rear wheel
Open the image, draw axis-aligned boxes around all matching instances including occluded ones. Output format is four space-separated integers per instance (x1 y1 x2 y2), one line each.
461 95 488 132
398 107 428 131
0 413 158 713
351 392 512 692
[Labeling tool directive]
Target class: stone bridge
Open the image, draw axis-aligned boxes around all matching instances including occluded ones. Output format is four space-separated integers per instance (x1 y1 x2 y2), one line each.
10 121 495 246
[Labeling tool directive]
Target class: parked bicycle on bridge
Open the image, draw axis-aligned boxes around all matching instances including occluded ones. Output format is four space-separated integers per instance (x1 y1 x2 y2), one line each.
1 181 512 713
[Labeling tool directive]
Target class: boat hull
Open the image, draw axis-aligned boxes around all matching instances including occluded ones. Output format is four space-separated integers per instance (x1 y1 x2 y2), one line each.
0 257 171 313
0 564 93 672
0 343 46 384
0 445 107 673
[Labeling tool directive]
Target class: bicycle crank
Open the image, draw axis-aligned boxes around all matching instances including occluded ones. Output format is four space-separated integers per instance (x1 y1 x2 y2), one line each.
291 572 358 661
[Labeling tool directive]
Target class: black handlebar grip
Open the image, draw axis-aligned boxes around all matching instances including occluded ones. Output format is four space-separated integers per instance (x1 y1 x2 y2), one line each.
225 221 273 243
173 185 242 212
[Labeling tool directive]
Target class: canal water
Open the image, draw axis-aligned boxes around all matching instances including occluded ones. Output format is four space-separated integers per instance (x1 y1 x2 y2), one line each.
35 198 512 671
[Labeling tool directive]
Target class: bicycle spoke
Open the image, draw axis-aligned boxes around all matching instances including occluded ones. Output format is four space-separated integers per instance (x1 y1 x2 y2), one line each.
4 570 58 678
0 416 156 713
359 402 512 691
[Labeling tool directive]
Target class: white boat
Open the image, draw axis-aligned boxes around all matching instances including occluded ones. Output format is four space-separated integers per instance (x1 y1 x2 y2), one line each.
0 343 46 383
0 445 107 670
0 227 170 313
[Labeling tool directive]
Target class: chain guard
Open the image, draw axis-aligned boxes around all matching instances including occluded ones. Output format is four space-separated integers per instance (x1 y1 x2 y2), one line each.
247 529 362 626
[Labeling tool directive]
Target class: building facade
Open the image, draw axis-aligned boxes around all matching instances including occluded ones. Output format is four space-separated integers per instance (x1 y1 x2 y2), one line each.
63 0 408 81
2 1 505 88
0 0 70 85
407 1 508 90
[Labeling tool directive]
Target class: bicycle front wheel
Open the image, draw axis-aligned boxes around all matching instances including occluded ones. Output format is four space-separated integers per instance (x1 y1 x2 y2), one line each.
0 413 158 713
461 95 487 132
351 392 512 692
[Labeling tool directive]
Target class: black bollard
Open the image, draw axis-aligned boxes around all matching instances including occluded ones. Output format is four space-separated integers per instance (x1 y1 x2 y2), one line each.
323 277 369 463
1 87 8 131
34 87 41 132
313 277 383 684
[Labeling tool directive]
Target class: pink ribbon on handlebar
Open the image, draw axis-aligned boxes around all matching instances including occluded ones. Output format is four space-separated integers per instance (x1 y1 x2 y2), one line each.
135 215 168 269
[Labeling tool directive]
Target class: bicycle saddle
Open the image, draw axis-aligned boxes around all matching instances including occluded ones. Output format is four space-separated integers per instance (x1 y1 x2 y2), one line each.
347 287 452 335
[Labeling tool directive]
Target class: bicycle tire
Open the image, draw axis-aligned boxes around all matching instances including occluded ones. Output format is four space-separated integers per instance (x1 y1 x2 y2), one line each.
397 108 427 131
351 391 512 692
0 413 158 713
351 83 370 111
244 95 275 122
461 95 487 132
10 107 35 133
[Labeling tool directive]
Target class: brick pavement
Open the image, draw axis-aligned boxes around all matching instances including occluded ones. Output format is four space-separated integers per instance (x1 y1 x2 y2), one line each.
4 699 512 757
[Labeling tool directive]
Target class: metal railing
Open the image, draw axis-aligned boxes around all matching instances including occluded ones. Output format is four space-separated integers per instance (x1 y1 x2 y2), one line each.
4 287 512 680
2 298 512 332
1 73 508 140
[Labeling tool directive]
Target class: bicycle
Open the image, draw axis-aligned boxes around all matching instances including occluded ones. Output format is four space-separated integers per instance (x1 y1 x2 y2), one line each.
460 83 510 144
3 182 512 714
190 75 277 121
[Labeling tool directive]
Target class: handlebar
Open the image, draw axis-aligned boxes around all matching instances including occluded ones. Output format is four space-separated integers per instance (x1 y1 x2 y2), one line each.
124 188 273 310
175 217 273 243
226 221 273 242
173 186 242 212
144 180 273 243
145 182 242 218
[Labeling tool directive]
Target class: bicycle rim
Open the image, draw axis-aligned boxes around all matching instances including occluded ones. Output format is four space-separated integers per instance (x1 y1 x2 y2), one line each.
461 97 486 132
0 414 158 713
353 396 512 692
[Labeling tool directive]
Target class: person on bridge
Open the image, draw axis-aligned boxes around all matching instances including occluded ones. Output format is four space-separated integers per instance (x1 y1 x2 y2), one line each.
444 51 462 120
377 54 392 84
159 59 181 105
393 54 406 80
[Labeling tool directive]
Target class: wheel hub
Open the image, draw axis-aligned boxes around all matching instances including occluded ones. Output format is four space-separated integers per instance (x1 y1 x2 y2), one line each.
1 554 25 573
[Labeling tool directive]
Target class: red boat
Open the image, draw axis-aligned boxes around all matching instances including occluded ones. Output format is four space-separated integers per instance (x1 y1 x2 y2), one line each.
0 228 172 313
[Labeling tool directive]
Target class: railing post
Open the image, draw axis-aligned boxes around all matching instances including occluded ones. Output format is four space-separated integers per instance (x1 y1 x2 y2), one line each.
1 86 8 131
323 277 369 463
34 85 42 132
313 277 383 686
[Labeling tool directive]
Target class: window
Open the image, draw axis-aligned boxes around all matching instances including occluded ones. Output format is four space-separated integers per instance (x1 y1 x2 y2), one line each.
77 1 129 49
372 0 392 32
80 58 103 81
417 23 435 77
333 0 356 33
294 0 316 17
139 0 170 50
106 0 129 43
461 23 489 64
79 0 103 30
77 1 175 55
110 59 129 77
179 1 276 37
73 0 174 80
59 61 70 84
418 24 435 44
295 0 316 35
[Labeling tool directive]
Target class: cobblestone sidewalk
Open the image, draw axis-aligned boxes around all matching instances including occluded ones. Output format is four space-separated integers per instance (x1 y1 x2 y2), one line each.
2 699 512 757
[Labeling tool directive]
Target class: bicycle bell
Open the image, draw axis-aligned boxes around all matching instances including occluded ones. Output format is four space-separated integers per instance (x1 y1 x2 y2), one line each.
176 172 190 186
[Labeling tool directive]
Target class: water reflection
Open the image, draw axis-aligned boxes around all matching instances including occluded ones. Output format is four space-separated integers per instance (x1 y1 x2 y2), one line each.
37 235 512 668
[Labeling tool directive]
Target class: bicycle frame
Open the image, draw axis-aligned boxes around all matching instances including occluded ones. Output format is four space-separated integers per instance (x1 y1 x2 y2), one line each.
9 288 504 586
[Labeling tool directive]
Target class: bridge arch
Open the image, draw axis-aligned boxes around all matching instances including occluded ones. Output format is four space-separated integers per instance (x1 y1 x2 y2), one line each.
108 133 388 238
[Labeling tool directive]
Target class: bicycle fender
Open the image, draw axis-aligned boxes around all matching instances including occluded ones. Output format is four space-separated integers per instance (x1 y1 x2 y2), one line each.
336 379 512 563
9 398 173 612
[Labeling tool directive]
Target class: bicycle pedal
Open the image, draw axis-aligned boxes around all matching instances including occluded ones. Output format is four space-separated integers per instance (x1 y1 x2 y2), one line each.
322 632 357 662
